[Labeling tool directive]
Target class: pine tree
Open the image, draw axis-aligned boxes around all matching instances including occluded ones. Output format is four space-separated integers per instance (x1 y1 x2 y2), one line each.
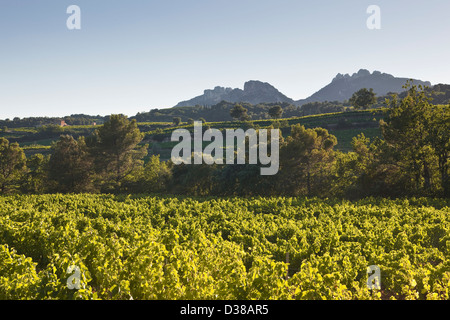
279 124 337 196
48 135 93 193
0 138 27 194
89 114 147 192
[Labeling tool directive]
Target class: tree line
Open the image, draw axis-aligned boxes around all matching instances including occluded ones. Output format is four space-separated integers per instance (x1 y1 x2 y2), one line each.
0 114 104 129
134 101 347 124
0 84 448 198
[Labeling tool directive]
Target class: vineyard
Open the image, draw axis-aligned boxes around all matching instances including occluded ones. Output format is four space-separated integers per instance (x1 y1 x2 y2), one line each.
0 194 449 300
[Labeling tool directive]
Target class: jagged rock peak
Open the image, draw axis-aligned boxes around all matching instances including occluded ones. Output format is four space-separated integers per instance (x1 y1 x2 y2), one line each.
204 86 233 94
244 80 276 91
333 69 378 82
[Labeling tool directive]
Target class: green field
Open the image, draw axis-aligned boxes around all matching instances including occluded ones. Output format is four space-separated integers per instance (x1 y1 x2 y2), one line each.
1 194 449 300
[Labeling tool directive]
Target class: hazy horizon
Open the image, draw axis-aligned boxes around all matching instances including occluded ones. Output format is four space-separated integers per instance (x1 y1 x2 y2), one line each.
1 0 450 119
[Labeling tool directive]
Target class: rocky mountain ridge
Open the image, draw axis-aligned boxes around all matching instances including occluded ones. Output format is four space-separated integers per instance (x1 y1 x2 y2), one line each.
174 69 432 107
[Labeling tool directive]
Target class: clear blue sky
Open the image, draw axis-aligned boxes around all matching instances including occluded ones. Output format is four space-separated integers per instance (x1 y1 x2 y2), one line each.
1 0 449 119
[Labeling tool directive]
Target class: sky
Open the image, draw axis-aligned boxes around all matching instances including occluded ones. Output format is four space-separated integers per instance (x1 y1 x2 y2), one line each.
1 0 450 119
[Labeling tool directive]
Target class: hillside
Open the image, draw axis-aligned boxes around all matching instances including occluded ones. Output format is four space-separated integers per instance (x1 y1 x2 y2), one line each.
0 109 385 159
142 109 384 160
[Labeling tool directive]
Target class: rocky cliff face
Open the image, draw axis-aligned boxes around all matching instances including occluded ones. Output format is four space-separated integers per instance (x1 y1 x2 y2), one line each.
174 81 294 107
